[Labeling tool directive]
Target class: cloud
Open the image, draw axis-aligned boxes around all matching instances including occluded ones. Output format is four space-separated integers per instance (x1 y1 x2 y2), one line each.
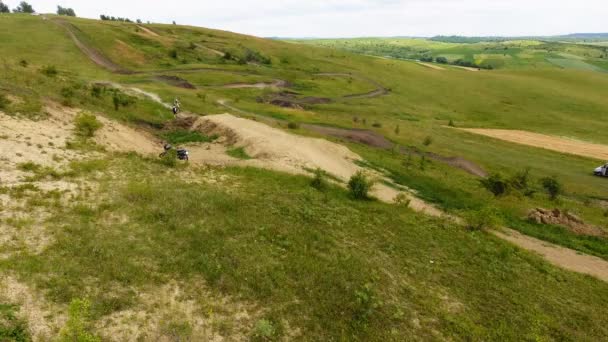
14 0 608 37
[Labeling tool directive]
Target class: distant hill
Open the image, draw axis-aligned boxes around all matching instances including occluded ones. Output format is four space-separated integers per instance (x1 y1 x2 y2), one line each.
430 33 608 43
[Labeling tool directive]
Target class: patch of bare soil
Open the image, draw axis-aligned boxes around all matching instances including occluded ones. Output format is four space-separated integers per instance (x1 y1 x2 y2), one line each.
97 280 262 341
53 19 132 74
0 275 66 341
452 66 481 72
417 62 445 70
528 208 606 237
259 92 331 109
457 128 608 160
493 229 608 282
136 25 160 37
192 114 446 217
315 72 390 99
154 75 196 89
218 79 290 89
305 125 393 149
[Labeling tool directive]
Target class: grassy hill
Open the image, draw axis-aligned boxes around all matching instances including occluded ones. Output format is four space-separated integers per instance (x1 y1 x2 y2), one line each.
1 13 608 341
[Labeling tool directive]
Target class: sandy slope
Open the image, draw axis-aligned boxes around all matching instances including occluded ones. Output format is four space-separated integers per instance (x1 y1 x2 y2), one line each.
417 62 445 70
458 128 608 160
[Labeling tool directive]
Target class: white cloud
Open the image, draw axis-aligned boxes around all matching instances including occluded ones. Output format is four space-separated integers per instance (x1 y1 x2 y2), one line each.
11 0 608 37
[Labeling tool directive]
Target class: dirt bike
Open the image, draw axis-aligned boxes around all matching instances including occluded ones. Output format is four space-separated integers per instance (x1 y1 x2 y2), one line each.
159 144 189 161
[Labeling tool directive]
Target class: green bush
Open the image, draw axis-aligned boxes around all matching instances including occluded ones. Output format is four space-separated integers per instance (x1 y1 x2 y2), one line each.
463 206 501 231
169 49 178 59
423 136 433 146
40 65 58 77
541 176 562 201
480 173 510 197
348 171 374 200
311 168 328 191
19 59 28 67
287 122 300 129
74 112 103 138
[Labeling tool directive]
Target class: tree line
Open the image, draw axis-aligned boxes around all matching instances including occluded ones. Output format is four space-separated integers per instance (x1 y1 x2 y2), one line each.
0 1 76 16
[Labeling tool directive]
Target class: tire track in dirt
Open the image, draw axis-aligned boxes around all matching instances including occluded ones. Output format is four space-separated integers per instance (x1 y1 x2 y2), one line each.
53 19 133 74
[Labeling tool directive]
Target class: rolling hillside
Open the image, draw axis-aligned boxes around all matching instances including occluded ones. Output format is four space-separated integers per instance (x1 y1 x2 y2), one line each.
1 13 608 341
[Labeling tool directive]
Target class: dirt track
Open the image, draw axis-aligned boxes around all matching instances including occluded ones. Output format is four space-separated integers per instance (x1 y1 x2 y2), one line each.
53 19 132 74
494 229 608 282
458 128 608 160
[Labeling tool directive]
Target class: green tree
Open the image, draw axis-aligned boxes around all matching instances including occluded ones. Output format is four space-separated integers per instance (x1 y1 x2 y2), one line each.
0 1 10 13
57 6 76 16
13 1 34 13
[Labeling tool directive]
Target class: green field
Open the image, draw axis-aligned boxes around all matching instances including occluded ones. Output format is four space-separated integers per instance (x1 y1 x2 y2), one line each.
1 13 608 340
294 37 608 71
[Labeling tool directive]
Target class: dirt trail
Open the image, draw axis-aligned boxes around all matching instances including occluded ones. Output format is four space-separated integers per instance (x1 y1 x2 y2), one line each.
417 62 445 70
452 66 481 72
217 100 487 177
458 128 608 160
493 229 608 282
53 19 132 74
215 80 289 89
315 72 389 99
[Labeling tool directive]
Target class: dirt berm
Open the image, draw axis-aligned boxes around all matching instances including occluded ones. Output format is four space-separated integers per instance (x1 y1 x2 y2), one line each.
192 114 445 217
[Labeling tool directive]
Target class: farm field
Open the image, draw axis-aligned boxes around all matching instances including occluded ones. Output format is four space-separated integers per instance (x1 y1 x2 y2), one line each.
0 11 608 341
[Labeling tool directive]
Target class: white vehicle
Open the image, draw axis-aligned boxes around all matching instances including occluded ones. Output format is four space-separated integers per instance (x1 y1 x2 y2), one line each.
594 163 608 177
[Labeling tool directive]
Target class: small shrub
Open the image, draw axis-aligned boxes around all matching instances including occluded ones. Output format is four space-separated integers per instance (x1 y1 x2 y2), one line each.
541 176 562 201
169 49 178 59
510 168 531 191
423 136 433 146
19 59 28 67
464 206 501 231
419 155 427 171
17 161 42 172
253 319 275 340
480 173 510 197
311 168 328 191
372 122 382 128
58 298 100 342
448 119 455 127
287 122 300 129
74 112 103 138
90 85 104 98
353 283 380 326
0 304 30 342
40 65 58 77
394 125 400 135
348 171 374 200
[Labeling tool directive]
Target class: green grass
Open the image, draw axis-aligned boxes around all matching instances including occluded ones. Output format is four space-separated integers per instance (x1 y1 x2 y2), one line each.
0 304 29 342
3 155 608 340
226 146 252 159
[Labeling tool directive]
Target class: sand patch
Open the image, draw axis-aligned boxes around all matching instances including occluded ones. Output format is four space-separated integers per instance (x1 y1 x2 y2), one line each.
452 66 481 72
457 128 608 160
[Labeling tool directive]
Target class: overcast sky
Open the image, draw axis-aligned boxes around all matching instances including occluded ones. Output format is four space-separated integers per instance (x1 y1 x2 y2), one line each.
8 0 608 38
